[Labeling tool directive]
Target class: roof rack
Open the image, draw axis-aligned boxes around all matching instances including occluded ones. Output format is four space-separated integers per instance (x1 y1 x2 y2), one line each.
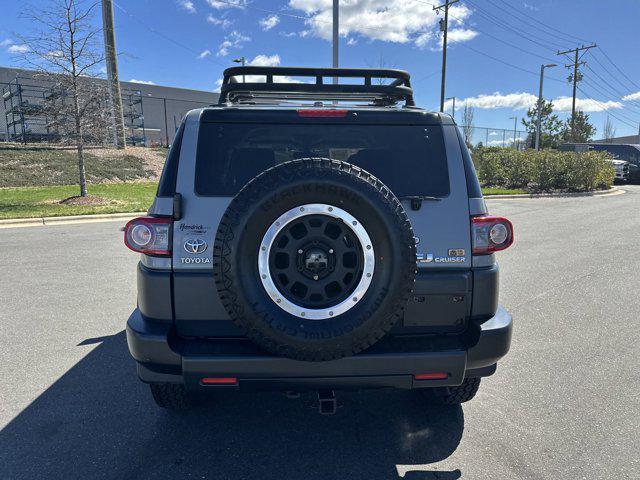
218 66 415 107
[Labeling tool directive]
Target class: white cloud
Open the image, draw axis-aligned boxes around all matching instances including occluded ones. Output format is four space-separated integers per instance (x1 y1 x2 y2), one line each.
260 15 280 31
218 54 305 85
7 44 30 54
552 96 621 113
288 0 476 49
206 0 247 9
216 30 250 57
347 37 357 46
177 0 196 13
448 28 479 44
206 14 232 28
446 92 537 111
622 91 640 102
0 38 13 47
198 49 211 59
448 91 624 113
129 79 156 85
248 54 281 67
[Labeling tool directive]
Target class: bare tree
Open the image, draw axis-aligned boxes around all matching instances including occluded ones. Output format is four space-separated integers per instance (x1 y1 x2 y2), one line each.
461 101 474 146
18 0 106 197
367 53 398 85
603 115 616 143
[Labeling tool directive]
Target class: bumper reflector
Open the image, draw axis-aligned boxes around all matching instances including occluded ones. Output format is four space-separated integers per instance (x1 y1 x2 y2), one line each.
201 377 238 385
414 372 449 380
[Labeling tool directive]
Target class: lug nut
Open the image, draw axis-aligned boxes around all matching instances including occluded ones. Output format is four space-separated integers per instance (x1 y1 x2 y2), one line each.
298 249 304 254
329 249 334 254
313 275 319 280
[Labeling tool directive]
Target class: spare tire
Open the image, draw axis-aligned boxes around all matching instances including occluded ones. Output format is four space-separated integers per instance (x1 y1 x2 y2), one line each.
213 158 416 361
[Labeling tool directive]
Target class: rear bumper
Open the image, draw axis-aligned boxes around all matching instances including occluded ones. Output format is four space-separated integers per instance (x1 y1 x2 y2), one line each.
126 306 512 391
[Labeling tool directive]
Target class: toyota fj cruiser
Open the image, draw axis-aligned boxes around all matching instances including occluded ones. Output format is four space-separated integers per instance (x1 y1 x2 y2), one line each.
125 67 514 413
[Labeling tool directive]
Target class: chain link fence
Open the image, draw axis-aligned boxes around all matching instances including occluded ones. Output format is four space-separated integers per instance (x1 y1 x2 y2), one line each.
458 125 528 149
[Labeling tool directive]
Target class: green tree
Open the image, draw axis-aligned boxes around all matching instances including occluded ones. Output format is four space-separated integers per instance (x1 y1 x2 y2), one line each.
561 111 596 143
522 99 563 149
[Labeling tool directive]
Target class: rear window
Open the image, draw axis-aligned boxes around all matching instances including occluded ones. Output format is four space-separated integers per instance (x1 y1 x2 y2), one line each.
195 123 449 197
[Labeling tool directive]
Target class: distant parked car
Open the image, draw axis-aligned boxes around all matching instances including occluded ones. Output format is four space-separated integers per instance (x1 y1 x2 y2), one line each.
560 143 640 183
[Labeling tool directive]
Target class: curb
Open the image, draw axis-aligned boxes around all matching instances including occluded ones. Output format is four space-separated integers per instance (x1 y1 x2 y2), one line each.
484 187 620 199
0 211 147 229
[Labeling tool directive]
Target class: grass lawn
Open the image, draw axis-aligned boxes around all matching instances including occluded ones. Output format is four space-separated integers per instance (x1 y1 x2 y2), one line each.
0 182 158 219
0 143 159 188
0 183 531 220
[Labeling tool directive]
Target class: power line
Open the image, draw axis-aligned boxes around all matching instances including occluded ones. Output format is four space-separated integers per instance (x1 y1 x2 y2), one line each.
457 42 563 81
445 10 557 63
595 48 640 92
489 0 594 46
576 85 638 129
112 1 228 68
582 63 640 111
464 0 564 53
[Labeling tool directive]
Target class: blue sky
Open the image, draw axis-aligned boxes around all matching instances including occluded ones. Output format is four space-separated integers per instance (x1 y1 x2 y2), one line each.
1 0 639 138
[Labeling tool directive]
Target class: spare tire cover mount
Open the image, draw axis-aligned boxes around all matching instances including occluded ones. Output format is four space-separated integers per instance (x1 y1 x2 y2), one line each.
257 203 375 320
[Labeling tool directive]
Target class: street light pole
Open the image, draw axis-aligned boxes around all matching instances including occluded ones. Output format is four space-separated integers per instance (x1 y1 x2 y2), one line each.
233 57 246 82
535 63 557 150
333 0 339 84
446 96 456 120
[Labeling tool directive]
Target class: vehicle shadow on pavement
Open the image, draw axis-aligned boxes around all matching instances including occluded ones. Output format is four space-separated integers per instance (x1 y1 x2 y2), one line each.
0 331 464 480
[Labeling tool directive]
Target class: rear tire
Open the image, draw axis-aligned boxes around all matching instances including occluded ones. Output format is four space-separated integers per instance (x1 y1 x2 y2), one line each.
149 383 193 410
426 378 481 405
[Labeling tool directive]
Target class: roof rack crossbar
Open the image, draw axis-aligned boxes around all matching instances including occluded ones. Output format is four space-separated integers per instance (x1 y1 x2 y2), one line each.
218 66 415 107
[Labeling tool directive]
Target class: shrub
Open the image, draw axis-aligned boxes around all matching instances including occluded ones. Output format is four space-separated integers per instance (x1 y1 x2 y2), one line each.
472 147 614 192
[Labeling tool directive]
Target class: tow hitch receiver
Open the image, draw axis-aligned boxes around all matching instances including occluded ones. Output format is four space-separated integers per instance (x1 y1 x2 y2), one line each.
318 389 337 415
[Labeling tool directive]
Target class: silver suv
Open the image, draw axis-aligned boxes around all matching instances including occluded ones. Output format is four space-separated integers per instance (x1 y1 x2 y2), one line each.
124 67 514 413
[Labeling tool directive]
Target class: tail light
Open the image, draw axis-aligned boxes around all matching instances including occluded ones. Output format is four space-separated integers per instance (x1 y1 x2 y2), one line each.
297 109 348 117
472 216 514 255
124 217 172 256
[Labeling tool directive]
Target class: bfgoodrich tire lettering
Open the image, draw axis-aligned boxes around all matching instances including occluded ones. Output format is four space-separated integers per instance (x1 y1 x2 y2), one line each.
213 158 417 361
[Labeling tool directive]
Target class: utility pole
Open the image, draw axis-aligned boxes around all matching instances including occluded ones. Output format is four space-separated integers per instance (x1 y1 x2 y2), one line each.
509 116 518 149
557 44 596 141
434 0 459 112
102 0 126 149
333 0 339 84
535 63 557 150
446 96 456 120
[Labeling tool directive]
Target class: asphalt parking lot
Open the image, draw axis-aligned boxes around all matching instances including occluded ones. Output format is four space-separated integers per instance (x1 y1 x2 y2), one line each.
1 186 638 480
